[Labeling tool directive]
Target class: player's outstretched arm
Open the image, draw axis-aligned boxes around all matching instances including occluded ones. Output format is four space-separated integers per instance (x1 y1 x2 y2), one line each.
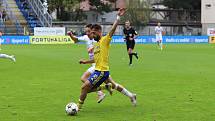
79 59 95 64
109 8 126 37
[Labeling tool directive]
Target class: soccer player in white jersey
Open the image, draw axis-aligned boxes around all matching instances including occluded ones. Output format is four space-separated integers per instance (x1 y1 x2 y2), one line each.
155 22 164 50
0 54 16 62
0 31 16 62
68 24 107 103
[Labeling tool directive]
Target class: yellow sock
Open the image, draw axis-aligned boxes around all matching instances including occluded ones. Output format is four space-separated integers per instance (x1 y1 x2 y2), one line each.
77 99 84 109
96 84 106 91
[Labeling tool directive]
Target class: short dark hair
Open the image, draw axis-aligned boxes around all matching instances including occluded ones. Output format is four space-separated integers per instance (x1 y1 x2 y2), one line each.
92 24 102 31
85 24 92 28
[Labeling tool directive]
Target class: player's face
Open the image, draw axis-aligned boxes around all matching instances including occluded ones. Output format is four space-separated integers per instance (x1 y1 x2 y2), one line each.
125 22 131 29
158 23 161 26
85 27 91 35
85 27 94 39
90 28 102 42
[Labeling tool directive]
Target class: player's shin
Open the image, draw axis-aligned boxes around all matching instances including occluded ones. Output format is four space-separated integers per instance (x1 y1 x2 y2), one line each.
157 41 160 46
160 42 163 50
78 90 87 110
129 54 133 65
132 52 138 59
77 99 84 110
78 83 91 110
0 54 11 58
121 88 133 98
120 87 137 106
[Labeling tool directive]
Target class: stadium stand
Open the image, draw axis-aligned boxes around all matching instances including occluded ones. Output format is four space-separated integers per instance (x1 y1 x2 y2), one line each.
15 0 40 33
0 0 26 35
0 0 52 35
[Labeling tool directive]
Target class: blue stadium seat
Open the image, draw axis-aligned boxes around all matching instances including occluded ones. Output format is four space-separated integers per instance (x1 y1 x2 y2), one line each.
15 0 42 30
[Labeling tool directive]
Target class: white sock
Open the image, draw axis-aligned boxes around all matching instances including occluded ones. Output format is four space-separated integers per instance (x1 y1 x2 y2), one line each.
0 54 12 59
121 88 133 98
97 91 104 96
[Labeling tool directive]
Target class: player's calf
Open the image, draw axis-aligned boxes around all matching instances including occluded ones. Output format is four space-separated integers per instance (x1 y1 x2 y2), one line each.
77 81 92 110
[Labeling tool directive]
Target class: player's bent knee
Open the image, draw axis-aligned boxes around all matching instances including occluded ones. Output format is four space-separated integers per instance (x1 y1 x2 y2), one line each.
81 81 90 89
128 49 132 54
114 83 119 90
81 85 91 93
80 77 86 83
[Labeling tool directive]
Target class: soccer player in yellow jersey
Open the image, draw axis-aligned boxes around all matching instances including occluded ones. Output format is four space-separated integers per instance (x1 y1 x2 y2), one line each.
68 24 107 103
77 8 136 110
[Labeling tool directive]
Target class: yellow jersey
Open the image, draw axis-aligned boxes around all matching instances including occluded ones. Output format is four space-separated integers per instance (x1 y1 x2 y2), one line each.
94 34 112 71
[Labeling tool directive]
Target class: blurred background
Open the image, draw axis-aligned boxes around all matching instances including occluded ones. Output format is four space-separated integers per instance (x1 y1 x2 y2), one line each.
1 0 214 36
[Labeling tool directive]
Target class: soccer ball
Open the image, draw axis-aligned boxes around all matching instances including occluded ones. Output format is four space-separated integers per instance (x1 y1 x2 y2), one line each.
65 102 78 116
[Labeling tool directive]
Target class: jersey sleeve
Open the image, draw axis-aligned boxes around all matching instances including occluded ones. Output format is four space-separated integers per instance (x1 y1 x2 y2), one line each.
133 29 138 35
103 33 112 45
77 35 88 42
123 28 126 35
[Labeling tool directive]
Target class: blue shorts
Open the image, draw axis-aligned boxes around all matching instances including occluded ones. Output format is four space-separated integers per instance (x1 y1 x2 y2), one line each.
88 70 110 88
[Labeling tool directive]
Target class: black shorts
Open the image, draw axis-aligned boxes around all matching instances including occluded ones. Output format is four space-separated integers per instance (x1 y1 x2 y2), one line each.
126 40 135 50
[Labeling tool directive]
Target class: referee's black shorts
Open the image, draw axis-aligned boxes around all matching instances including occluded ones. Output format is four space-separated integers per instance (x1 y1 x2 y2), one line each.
126 40 135 50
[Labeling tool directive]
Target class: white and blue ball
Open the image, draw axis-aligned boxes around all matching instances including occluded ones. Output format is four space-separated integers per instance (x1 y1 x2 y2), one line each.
65 102 78 116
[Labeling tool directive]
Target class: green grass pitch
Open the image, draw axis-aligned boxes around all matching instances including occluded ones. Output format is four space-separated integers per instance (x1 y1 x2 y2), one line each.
0 44 215 121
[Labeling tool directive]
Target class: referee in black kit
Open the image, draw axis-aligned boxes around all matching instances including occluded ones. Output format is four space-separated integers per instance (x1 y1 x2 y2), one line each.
123 20 139 66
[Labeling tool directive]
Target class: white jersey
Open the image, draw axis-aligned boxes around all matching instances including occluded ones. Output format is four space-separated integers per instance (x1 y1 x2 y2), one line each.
78 35 95 66
78 35 94 50
155 26 163 36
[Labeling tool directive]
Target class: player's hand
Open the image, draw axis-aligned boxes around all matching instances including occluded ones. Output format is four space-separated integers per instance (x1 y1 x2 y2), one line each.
117 8 126 16
67 31 73 36
88 47 94 53
123 37 127 42
79 59 87 64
